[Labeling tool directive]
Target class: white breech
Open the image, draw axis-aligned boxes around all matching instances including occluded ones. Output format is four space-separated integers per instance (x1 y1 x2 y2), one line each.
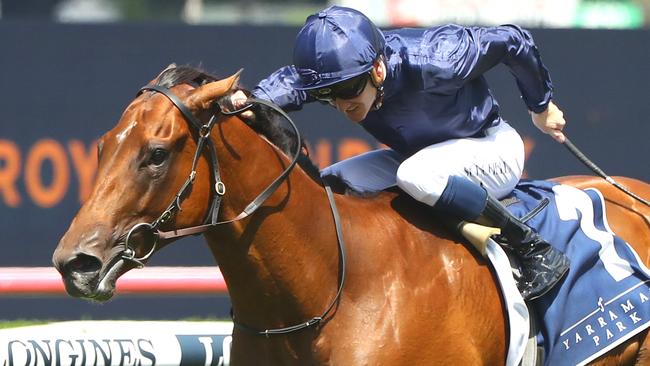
321 122 525 205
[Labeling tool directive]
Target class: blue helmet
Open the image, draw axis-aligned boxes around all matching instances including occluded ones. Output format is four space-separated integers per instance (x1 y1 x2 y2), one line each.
292 6 385 90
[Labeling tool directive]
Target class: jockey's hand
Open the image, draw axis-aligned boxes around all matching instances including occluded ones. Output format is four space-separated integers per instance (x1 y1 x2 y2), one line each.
531 101 566 143
230 90 255 120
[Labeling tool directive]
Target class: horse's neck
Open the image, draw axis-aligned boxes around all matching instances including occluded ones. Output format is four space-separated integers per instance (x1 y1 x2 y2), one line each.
206 117 340 328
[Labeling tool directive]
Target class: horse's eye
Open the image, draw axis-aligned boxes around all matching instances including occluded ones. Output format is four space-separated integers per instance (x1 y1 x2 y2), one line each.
149 148 168 166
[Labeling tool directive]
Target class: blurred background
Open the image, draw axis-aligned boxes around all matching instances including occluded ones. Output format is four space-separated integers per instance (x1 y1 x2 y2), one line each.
0 0 648 322
2 0 649 28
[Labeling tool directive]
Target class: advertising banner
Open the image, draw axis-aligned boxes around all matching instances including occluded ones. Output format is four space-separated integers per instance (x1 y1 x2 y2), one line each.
0 321 233 366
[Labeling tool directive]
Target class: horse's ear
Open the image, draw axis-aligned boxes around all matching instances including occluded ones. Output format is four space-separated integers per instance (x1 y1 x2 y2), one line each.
223 68 243 90
148 63 178 85
186 69 243 110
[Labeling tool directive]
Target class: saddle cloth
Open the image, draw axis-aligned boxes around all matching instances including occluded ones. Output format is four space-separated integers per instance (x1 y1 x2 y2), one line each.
492 180 650 366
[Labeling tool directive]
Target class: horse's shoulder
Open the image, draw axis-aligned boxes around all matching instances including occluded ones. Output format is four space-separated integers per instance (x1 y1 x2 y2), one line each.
336 188 472 254
336 188 429 221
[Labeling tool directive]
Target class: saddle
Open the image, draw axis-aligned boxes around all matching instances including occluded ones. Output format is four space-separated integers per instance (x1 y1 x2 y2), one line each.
463 181 650 366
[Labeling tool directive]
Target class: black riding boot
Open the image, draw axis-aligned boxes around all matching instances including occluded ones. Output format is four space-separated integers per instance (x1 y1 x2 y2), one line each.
480 194 570 300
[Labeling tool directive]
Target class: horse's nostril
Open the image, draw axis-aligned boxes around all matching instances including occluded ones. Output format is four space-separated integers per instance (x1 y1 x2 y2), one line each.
64 253 102 275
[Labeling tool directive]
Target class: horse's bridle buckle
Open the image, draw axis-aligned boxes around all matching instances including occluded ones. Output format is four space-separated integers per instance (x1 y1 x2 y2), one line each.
215 181 226 196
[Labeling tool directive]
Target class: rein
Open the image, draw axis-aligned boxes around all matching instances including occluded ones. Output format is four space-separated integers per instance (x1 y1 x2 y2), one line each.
124 84 347 336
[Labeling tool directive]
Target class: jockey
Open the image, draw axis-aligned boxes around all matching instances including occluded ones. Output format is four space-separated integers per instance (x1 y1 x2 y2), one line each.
232 5 569 300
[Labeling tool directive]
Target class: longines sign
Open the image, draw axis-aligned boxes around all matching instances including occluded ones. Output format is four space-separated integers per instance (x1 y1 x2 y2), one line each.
0 321 232 366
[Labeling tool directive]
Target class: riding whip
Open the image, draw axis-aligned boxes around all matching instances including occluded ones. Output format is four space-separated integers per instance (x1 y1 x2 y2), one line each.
562 136 650 207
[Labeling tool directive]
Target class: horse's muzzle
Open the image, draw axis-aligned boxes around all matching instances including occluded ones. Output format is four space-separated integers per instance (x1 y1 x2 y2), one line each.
55 251 104 299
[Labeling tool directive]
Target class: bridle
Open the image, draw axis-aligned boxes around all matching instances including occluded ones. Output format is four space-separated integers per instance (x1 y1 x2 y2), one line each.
121 84 293 264
121 82 347 336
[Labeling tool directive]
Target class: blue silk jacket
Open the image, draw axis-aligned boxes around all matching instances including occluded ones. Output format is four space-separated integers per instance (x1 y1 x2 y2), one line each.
252 24 553 157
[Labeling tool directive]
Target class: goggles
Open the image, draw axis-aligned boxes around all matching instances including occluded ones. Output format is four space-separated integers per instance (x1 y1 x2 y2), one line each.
308 73 370 103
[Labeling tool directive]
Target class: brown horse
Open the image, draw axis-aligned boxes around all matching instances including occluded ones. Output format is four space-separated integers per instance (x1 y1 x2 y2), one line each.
52 66 650 365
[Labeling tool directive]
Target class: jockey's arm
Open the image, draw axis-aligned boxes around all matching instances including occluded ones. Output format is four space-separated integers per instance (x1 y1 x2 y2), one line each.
252 65 312 111
231 65 315 120
472 25 566 142
422 24 564 141
456 24 554 113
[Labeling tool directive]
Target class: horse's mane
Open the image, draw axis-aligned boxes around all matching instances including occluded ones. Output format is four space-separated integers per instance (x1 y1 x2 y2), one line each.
156 65 324 184
156 65 217 89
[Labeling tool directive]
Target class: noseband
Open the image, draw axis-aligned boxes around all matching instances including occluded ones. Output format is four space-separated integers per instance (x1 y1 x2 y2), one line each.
121 83 347 336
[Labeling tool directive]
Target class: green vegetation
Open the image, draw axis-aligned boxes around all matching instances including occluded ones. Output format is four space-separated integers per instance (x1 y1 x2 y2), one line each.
0 320 52 329
0 317 230 329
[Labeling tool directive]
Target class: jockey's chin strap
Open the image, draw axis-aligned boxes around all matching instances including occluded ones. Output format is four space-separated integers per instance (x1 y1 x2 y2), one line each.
123 84 347 337
372 83 384 111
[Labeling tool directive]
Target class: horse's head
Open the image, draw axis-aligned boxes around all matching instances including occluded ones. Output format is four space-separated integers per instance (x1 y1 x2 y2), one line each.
52 66 241 301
